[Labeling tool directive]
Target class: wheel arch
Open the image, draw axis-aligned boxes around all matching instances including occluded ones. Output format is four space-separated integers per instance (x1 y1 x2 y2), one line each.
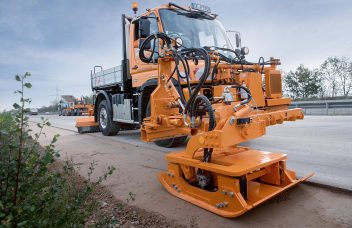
95 91 113 121
138 79 158 124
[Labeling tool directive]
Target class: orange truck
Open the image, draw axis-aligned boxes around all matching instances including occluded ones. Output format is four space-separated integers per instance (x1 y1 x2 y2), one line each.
76 2 313 217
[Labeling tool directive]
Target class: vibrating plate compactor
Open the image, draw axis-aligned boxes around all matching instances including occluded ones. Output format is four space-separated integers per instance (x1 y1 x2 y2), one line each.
75 2 314 217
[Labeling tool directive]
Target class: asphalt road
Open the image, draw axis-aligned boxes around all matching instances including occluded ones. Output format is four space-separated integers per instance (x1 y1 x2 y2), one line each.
29 115 352 191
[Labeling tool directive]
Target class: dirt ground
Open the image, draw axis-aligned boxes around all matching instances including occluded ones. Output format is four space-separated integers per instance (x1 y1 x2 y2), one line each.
89 185 186 227
30 122 352 228
50 160 184 227
88 178 186 227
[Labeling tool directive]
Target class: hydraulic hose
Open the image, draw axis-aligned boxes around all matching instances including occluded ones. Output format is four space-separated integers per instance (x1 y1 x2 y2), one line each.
226 85 252 106
190 95 215 164
258 56 265 74
175 53 191 95
181 48 211 115
139 33 172 63
139 34 212 128
190 95 216 131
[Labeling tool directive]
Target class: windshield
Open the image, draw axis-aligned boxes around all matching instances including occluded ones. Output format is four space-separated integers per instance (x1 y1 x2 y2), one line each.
159 9 236 59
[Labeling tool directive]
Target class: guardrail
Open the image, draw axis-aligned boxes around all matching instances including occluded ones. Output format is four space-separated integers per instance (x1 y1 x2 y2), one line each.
290 99 352 115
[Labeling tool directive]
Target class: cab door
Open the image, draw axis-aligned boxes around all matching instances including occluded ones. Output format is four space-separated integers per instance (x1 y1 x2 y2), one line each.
130 12 160 87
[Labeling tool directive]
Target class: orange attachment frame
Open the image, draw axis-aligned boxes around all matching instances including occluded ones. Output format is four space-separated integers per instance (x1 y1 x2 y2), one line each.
138 44 314 218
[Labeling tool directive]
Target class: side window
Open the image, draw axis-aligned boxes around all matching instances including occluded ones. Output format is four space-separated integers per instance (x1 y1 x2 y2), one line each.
148 13 159 60
149 13 158 34
134 13 159 63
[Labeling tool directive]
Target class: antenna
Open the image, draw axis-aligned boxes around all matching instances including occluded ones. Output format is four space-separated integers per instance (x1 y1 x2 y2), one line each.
50 86 64 103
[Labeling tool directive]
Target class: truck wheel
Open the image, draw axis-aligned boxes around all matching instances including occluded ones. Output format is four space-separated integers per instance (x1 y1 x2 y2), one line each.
146 101 187 148
98 100 120 136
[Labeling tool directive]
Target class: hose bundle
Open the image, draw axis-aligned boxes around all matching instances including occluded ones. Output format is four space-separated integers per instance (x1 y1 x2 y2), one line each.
139 33 215 131
139 33 172 63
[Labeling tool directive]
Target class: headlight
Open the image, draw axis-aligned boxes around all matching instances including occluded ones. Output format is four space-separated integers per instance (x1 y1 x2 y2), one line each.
175 37 183 48
241 47 249 55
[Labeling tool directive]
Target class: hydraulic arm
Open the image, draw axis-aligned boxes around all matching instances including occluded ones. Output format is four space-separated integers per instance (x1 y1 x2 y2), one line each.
139 33 313 217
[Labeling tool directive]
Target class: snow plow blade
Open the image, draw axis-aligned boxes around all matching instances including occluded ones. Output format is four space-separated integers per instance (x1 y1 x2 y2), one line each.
75 116 100 133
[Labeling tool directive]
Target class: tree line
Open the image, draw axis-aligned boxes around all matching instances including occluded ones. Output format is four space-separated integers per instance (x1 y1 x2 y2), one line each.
283 56 352 100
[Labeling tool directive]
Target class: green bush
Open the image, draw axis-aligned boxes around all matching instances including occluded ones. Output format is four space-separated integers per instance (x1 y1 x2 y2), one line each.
0 73 115 227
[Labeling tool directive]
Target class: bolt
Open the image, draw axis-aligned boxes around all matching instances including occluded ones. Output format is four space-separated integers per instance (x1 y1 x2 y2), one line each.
222 190 227 195
229 192 234 198
229 116 236 125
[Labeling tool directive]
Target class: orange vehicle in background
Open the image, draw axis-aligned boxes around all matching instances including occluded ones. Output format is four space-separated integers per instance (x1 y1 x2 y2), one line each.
76 2 313 217
58 96 94 116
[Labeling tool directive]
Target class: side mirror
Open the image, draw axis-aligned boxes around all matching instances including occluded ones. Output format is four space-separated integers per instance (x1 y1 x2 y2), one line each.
139 18 150 38
226 30 242 49
235 32 241 49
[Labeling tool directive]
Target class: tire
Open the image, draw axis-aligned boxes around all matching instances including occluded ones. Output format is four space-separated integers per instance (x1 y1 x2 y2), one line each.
146 101 187 148
97 100 120 136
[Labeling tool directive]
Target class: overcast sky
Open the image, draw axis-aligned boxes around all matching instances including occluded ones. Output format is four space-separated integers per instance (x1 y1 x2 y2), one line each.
1 0 352 110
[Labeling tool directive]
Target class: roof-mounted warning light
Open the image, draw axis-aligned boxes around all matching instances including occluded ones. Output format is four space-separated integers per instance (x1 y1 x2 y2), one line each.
132 2 138 15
